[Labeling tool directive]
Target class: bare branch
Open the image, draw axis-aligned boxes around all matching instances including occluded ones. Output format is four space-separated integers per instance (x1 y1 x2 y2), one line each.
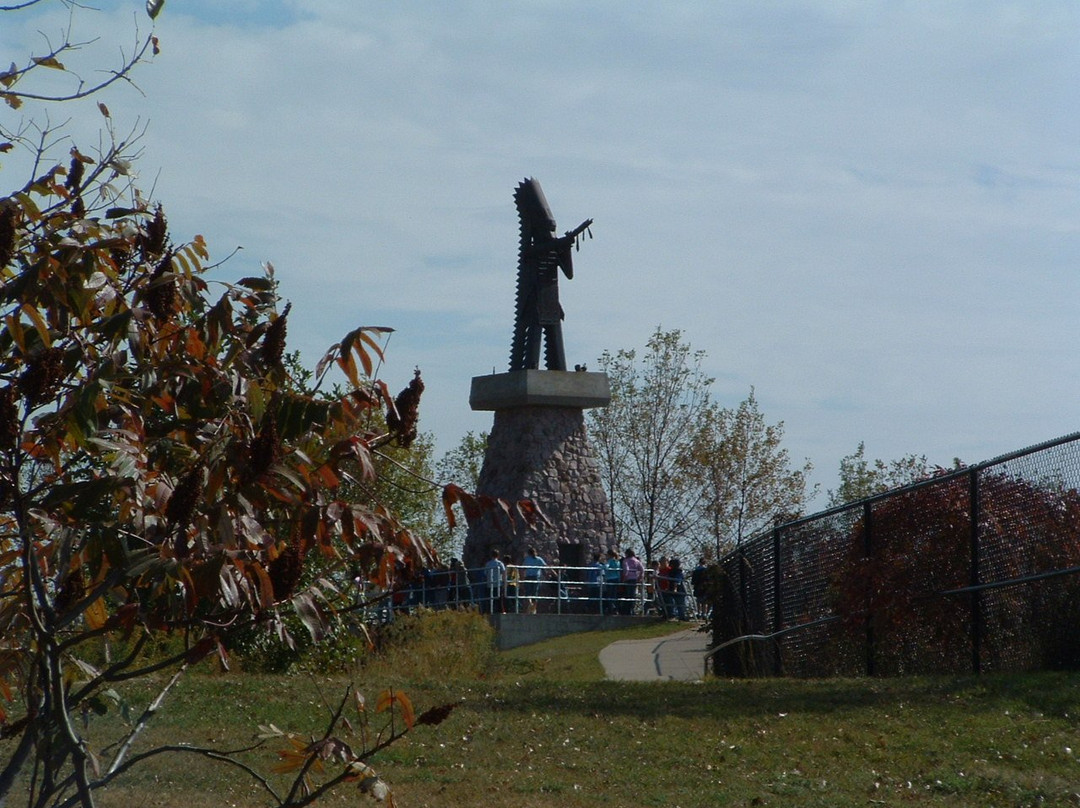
372 446 442 493
283 686 354 806
105 663 188 777
0 0 50 11
2 17 158 105
54 741 281 808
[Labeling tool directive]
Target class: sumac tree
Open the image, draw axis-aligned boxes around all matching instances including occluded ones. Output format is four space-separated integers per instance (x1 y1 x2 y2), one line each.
0 14 506 808
0 5 532 804
0 147 475 803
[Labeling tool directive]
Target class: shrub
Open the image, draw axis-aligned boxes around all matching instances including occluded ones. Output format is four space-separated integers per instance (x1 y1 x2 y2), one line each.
831 471 1080 674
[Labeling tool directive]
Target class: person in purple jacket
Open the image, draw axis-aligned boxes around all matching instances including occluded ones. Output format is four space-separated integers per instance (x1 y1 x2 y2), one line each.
619 548 644 615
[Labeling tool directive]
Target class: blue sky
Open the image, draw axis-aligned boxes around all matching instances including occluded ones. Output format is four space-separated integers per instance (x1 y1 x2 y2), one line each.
4 1 1079 500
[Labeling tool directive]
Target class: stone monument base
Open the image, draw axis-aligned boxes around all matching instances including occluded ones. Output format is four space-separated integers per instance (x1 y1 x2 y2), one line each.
463 371 615 571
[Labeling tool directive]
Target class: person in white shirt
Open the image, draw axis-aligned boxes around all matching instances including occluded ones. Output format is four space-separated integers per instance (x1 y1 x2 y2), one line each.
483 549 507 614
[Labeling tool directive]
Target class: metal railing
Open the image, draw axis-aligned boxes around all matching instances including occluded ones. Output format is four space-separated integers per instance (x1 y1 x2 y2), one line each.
712 431 1080 677
377 565 699 620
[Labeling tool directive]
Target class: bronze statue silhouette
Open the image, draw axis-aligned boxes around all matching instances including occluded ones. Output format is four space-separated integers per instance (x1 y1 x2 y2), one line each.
509 178 592 372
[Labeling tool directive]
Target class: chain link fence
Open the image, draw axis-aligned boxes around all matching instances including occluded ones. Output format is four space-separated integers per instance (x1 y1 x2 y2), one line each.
711 432 1080 677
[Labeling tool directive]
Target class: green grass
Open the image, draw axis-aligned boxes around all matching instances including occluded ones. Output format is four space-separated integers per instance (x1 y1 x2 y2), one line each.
385 668 1080 808
5 614 1080 808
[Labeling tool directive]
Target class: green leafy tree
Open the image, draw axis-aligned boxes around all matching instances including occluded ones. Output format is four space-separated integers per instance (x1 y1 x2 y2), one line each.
436 430 487 493
588 328 712 562
368 430 441 539
687 389 815 555
827 441 933 507
431 430 487 558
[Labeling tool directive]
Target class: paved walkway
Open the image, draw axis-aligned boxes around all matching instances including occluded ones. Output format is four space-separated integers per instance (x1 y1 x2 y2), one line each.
598 626 711 682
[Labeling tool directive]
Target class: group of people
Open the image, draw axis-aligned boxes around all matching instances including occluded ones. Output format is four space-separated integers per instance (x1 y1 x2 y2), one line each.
383 548 713 620
591 548 645 616
480 547 712 619
482 546 548 614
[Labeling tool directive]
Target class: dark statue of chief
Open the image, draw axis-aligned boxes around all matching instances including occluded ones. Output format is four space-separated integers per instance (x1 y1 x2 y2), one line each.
509 178 592 372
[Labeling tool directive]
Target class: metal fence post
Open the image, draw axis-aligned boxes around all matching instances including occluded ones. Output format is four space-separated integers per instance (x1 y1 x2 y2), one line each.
738 545 749 640
772 525 783 676
863 500 875 677
969 469 983 674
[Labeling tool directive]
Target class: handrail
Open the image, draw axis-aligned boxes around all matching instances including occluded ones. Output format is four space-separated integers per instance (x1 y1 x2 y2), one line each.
703 615 841 659
379 564 695 618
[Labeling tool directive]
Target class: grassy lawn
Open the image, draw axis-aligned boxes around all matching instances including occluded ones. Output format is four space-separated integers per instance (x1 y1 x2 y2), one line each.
5 615 1079 807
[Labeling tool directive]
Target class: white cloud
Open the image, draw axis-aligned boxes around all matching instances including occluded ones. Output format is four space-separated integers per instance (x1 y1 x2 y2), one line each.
4 0 1078 496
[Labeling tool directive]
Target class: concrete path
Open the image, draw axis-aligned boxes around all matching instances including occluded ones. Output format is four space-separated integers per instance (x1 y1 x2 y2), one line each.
598 626 711 682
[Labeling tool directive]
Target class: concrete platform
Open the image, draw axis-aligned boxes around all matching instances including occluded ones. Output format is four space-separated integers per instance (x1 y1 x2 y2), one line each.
470 370 610 411
598 627 711 682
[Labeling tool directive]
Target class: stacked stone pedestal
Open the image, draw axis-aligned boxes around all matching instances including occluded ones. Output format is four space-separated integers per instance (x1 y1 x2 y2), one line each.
463 371 615 570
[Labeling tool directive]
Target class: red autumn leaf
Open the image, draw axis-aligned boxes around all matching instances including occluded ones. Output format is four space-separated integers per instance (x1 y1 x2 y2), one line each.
515 499 551 528
375 688 415 729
